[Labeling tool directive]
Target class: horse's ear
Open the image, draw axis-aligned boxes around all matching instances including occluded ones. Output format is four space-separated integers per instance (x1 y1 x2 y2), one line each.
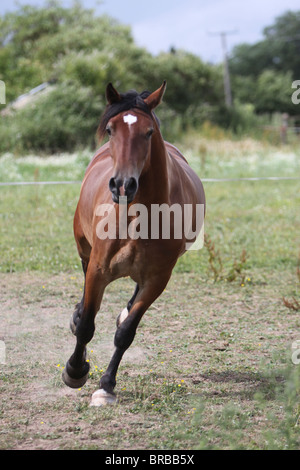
106 83 121 105
143 80 166 110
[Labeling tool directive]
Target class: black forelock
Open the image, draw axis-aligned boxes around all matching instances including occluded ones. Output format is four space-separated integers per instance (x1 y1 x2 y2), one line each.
97 89 159 140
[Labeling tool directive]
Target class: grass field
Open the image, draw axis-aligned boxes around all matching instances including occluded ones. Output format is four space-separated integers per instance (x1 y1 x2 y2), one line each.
0 136 300 449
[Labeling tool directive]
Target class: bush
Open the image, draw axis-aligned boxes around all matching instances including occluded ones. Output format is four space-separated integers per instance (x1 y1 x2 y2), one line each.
0 82 104 154
210 101 258 135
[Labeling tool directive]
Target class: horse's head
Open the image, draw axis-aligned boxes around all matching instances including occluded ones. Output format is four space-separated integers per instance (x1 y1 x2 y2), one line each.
98 81 166 204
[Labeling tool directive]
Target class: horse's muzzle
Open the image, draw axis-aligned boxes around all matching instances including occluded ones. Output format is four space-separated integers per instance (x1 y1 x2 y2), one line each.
109 176 138 204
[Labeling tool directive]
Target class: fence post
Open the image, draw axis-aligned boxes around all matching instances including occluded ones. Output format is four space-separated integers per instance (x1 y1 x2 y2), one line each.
280 113 288 144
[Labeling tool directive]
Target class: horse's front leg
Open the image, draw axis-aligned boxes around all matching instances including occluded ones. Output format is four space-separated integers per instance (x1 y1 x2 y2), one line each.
62 262 107 389
70 259 88 335
90 272 172 406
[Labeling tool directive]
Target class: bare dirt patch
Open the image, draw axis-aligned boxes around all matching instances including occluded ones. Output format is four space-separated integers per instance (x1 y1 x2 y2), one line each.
0 270 299 449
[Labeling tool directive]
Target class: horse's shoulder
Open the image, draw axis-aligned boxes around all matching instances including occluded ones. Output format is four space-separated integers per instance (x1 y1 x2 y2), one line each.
85 142 111 173
164 141 188 164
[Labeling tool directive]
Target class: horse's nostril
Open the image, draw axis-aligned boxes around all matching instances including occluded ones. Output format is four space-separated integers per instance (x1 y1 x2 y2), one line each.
109 177 117 191
109 176 137 203
109 177 123 194
125 177 138 195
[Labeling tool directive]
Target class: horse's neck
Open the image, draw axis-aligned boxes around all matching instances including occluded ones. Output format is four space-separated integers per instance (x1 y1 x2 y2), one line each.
141 126 170 205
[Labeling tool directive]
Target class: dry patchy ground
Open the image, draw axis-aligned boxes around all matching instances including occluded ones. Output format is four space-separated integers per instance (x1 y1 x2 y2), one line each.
0 269 299 450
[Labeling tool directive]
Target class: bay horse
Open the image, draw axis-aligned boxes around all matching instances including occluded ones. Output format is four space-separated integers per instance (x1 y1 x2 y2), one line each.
62 81 206 405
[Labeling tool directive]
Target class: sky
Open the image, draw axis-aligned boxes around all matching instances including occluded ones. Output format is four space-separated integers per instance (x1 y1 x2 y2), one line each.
1 0 300 63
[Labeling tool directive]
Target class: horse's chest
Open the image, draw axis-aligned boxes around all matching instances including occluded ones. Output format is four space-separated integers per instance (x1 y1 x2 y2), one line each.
108 242 137 279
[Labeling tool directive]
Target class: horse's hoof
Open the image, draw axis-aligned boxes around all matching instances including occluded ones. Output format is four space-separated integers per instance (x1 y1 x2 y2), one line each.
62 361 89 389
90 389 117 407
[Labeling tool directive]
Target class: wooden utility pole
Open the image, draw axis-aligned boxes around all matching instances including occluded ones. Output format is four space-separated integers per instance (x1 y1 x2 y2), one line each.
208 30 237 108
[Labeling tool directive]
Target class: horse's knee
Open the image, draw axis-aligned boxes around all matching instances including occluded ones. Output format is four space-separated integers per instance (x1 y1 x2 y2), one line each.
76 317 95 345
70 299 84 334
114 316 137 351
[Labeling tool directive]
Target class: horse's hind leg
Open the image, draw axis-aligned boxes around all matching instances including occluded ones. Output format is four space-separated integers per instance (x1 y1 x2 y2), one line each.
62 261 107 389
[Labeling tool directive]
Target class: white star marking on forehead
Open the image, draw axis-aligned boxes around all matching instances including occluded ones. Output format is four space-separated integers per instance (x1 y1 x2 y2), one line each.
123 114 138 126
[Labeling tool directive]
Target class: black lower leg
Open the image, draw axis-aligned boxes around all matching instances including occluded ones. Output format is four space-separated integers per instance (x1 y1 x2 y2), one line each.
70 260 88 334
69 311 95 368
66 343 89 376
127 283 139 311
64 261 105 390
100 314 139 394
116 284 139 328
64 310 95 388
63 340 90 388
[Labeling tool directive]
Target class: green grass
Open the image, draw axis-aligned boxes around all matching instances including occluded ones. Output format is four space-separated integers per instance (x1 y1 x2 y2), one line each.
0 135 300 450
1 180 298 274
0 150 92 183
0 184 80 273
1 139 299 275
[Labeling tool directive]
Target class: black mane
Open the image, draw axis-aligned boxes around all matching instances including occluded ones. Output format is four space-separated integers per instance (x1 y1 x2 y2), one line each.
98 89 159 140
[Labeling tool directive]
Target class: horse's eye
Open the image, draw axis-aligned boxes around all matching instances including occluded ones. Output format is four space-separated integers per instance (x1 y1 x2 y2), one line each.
146 129 154 139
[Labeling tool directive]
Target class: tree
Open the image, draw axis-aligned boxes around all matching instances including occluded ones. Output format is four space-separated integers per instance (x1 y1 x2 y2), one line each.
263 10 300 78
229 41 275 78
229 10 300 114
142 51 223 117
0 0 239 153
230 10 300 80
255 69 295 114
0 1 134 101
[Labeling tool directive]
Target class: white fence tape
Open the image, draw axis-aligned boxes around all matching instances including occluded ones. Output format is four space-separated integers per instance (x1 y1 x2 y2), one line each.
0 176 300 187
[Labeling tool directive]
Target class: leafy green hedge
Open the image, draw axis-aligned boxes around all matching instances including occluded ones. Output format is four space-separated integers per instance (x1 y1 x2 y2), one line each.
1 1 296 154
0 83 103 153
